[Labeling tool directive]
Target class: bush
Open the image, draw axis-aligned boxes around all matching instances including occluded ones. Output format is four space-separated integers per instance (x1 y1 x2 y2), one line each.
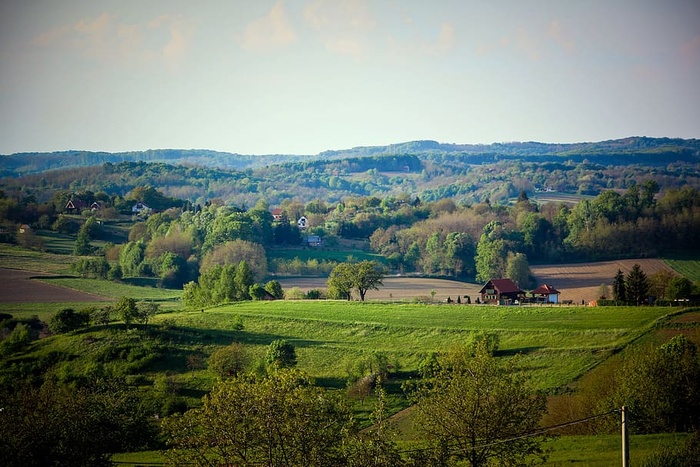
266 340 297 369
49 308 90 334
0 323 31 356
285 287 306 300
208 342 251 378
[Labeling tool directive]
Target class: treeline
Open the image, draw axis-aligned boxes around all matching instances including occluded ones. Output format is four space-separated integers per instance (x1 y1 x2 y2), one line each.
4 181 700 292
3 139 700 209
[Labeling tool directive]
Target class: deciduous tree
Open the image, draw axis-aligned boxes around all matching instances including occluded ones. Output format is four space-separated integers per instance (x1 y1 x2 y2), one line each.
163 369 352 467
407 341 547 467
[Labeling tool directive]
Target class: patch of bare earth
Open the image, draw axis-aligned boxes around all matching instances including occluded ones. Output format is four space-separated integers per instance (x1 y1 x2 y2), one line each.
278 259 677 304
277 276 483 302
0 268 107 303
530 258 676 305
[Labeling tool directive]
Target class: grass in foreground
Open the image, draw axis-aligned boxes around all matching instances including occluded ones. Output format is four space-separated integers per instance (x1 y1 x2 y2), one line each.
110 432 690 467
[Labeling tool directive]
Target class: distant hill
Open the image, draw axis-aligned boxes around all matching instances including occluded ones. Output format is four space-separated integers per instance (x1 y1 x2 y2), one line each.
2 136 699 176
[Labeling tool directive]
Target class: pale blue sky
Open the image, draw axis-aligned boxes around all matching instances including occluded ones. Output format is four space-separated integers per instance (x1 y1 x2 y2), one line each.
1 0 698 155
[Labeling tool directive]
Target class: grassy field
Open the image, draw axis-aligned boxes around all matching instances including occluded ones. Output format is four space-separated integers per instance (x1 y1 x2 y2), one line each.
664 255 700 282
110 432 690 466
153 301 675 392
0 243 77 274
36 277 181 302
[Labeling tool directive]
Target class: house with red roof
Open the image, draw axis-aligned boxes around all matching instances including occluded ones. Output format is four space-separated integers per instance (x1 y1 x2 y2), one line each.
479 278 525 305
531 284 561 303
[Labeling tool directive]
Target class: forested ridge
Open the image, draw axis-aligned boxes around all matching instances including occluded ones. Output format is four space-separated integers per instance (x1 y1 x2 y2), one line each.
2 137 700 209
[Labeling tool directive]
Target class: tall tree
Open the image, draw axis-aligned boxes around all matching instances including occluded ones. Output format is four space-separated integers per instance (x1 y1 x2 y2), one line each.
612 269 626 303
353 260 385 302
408 341 547 467
475 221 507 282
626 264 650 305
163 369 353 467
327 262 356 300
505 252 532 289
233 261 254 301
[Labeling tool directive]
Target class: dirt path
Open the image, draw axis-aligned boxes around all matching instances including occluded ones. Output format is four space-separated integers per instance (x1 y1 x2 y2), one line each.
0 268 107 303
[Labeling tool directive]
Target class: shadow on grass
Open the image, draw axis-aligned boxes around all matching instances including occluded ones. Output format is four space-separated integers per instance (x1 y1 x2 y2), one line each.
496 346 544 357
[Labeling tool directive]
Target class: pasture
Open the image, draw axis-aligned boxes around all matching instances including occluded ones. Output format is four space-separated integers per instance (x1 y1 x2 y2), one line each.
2 243 698 466
160 301 674 392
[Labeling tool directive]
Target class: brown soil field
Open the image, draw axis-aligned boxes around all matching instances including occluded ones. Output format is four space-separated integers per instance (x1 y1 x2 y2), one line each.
278 258 676 304
277 276 483 302
0 258 676 305
0 268 107 303
530 258 676 304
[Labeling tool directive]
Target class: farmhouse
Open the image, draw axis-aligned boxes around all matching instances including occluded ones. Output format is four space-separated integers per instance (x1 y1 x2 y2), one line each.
479 278 524 305
65 199 87 212
531 284 561 303
302 235 322 247
132 202 151 214
271 208 283 221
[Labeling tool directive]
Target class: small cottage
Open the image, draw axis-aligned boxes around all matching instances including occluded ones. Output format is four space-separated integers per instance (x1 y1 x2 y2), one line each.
303 235 322 247
531 284 561 303
271 208 284 221
479 278 524 305
65 199 88 212
132 202 151 214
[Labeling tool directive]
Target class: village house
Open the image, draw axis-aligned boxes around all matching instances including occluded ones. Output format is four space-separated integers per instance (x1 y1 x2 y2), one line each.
132 202 151 215
531 284 561 303
65 199 102 213
302 235 322 247
65 199 88 213
479 278 525 305
271 208 284 221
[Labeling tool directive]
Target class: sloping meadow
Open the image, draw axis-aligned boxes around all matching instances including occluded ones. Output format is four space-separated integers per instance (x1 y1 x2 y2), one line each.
166 301 672 392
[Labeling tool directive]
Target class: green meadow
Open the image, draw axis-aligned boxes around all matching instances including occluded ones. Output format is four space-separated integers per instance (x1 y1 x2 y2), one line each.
147 300 673 392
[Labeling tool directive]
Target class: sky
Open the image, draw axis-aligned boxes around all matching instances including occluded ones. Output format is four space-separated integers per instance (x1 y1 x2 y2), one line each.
1 0 699 155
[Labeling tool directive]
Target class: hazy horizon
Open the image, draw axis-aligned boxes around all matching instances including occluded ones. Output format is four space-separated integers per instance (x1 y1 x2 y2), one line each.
2 1 699 155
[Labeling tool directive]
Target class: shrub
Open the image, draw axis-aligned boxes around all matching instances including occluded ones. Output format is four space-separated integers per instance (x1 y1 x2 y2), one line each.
266 340 297 369
208 342 251 378
49 308 90 334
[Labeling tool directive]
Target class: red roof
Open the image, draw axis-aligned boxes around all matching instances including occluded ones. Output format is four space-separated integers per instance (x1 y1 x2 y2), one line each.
532 284 561 295
479 278 522 294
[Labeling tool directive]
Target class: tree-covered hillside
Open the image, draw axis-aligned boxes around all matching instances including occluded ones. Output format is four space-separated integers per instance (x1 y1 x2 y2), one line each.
2 137 700 208
2 136 699 177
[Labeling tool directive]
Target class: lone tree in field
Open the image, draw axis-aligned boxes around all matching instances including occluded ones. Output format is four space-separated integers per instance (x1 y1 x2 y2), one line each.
327 260 385 301
353 260 386 301
407 341 547 466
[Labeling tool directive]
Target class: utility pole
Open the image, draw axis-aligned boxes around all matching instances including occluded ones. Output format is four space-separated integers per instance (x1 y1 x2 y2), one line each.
621 406 629 467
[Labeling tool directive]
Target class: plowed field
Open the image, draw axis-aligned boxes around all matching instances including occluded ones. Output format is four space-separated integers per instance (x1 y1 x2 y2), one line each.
0 268 107 303
279 258 676 304
530 258 676 304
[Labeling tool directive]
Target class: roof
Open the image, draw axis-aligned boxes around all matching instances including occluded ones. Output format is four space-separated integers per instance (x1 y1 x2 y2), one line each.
532 284 561 295
479 278 522 294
